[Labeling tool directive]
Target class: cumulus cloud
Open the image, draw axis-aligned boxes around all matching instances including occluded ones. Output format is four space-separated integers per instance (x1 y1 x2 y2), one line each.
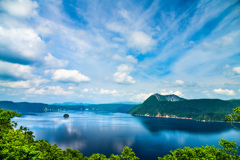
44 53 68 68
0 0 38 18
0 81 30 88
127 31 155 54
176 80 184 85
26 88 45 95
213 88 235 96
0 61 34 80
52 69 90 83
112 55 137 63
160 90 184 97
131 93 153 101
232 67 240 74
0 27 45 64
99 89 117 94
113 64 136 84
26 86 74 95
0 78 48 89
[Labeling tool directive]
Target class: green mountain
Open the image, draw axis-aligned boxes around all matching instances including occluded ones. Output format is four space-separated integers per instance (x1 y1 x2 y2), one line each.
128 93 240 121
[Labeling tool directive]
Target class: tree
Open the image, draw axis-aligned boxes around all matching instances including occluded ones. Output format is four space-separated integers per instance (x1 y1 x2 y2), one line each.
120 146 139 160
219 138 239 160
225 107 240 130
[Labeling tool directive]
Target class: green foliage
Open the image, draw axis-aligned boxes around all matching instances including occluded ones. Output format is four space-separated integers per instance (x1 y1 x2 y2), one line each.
219 138 239 158
0 109 21 130
225 107 240 130
0 109 139 160
120 146 139 160
158 144 240 160
129 94 240 121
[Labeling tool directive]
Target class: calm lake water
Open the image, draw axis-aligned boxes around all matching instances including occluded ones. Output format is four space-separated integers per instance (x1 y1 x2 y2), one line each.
13 111 240 160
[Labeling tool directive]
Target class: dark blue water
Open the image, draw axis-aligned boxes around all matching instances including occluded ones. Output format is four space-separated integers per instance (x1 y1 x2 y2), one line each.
13 111 240 160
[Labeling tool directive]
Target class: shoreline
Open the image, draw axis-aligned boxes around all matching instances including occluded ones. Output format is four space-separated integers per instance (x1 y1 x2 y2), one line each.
131 113 229 123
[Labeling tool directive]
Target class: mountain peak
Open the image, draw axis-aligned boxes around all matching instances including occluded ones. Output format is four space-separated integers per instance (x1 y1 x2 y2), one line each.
153 93 185 102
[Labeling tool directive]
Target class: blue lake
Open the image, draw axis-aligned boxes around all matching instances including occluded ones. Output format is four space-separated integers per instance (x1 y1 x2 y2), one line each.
13 111 240 160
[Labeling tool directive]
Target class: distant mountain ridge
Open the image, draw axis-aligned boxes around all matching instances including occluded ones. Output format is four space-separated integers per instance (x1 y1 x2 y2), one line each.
128 94 240 121
0 101 136 113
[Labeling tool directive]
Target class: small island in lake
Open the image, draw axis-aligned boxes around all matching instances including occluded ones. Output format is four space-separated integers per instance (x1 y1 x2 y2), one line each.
63 114 69 118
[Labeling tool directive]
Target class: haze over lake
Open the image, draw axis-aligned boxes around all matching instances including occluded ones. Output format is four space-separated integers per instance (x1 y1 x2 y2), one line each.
13 111 240 160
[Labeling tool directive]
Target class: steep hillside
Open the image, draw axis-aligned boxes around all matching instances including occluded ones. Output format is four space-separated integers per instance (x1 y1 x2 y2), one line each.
129 94 240 121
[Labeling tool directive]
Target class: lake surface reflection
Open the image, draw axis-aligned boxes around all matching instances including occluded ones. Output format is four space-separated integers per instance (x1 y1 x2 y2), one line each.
13 111 240 160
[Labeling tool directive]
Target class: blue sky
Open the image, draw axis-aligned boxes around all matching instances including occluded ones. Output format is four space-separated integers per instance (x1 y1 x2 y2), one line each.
0 0 240 104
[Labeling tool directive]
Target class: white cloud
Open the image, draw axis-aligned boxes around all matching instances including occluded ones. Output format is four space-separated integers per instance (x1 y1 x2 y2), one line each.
213 88 235 96
82 88 89 93
44 53 68 68
0 27 45 64
0 81 30 88
26 86 74 95
26 88 45 95
31 78 49 87
52 69 90 83
160 90 184 97
176 80 184 85
106 22 126 34
0 61 34 80
112 55 137 63
173 90 183 97
68 86 74 90
0 0 38 18
0 78 48 89
127 31 155 54
46 86 74 95
114 72 135 84
36 19 55 36
99 89 117 94
131 93 153 101
44 70 53 75
232 67 240 74
113 64 136 84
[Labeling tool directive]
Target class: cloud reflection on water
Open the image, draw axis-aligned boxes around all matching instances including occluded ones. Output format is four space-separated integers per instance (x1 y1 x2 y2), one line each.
12 111 240 159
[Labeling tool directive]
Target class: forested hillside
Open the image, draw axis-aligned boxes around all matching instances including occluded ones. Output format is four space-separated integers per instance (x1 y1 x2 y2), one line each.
129 94 240 121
